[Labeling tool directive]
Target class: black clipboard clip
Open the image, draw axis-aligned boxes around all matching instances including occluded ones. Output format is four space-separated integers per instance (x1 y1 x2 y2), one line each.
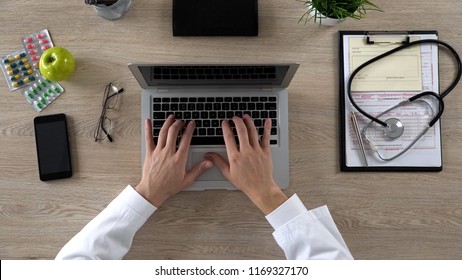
366 31 410 45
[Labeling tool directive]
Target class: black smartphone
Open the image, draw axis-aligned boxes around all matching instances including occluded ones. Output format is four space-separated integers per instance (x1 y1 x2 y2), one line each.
34 113 72 181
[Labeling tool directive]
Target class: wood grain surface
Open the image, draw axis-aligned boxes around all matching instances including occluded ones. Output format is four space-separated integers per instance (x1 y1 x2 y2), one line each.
1 0 462 259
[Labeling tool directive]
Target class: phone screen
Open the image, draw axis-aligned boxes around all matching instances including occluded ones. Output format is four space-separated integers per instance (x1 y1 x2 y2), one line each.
34 114 72 181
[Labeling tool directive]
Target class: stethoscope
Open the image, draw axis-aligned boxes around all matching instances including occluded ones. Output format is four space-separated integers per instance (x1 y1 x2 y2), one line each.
348 39 462 161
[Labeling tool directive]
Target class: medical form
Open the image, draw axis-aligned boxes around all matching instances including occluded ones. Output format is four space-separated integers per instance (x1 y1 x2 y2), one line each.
339 31 442 171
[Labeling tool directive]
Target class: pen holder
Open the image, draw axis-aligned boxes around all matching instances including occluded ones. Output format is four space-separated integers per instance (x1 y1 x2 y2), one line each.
93 0 132 21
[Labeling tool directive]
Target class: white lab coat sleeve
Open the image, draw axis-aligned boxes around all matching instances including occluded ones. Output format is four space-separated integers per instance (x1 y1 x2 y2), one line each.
266 194 353 260
55 185 156 260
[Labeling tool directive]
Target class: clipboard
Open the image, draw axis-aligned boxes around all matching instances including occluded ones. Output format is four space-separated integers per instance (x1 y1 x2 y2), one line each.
339 30 443 171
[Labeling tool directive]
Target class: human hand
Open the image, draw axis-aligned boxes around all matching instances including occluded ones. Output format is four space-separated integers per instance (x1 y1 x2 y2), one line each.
135 116 213 207
205 115 287 215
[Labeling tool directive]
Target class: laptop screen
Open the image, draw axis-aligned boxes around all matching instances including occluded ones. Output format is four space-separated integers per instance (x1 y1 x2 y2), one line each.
137 64 291 87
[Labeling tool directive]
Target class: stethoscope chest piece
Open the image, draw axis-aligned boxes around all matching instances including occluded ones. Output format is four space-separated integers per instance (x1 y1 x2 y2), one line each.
383 118 404 139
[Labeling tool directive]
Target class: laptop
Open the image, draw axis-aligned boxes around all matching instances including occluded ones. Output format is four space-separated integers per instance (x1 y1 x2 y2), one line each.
128 63 299 190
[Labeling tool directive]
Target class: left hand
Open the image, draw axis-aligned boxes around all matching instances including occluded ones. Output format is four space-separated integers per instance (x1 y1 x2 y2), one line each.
135 116 213 207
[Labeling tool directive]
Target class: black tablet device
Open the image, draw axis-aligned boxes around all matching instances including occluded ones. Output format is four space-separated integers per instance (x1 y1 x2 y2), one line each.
173 0 258 36
34 113 73 181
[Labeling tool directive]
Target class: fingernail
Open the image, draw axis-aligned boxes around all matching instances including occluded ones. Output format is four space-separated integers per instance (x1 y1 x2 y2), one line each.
204 160 213 168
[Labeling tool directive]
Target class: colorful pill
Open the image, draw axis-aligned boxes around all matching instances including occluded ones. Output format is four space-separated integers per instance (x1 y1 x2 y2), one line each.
27 44 35 49
3 57 15 63
39 39 48 44
13 80 24 87
41 82 46 87
36 102 43 109
31 56 40 61
29 76 36 81
7 69 19 76
37 85 42 91
8 62 17 69
37 33 46 39
54 88 61 94
23 69 34 75
24 37 33 43
29 49 38 55
18 58 29 65
41 45 51 51
11 74 21 81
24 77 31 83
21 64 31 70
27 93 34 99
40 97 47 105
5 65 12 70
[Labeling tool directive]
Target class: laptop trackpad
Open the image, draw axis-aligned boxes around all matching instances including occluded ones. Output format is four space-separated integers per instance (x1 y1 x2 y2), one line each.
190 151 228 181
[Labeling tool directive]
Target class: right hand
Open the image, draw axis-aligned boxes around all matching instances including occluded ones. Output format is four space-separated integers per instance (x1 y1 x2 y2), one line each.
205 115 288 215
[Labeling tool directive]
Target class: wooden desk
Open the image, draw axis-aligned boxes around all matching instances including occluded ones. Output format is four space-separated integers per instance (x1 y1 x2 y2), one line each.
1 0 462 260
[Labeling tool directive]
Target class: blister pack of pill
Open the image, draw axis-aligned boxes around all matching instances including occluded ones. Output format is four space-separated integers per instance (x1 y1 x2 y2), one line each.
21 72 64 112
22 29 54 69
1 49 38 91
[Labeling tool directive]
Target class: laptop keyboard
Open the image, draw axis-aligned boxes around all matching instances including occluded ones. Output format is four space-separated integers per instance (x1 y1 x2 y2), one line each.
152 66 277 81
152 96 278 145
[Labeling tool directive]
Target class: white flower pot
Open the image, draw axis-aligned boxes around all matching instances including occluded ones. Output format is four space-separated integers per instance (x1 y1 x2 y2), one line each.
310 8 343 26
309 6 344 26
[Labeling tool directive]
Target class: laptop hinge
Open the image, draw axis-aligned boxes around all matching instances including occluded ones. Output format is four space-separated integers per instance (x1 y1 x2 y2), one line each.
156 86 274 93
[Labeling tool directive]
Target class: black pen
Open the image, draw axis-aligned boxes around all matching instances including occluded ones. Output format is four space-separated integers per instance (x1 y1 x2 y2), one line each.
85 0 118 6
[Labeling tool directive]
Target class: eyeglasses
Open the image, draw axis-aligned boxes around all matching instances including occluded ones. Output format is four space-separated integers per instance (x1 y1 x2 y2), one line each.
93 82 124 142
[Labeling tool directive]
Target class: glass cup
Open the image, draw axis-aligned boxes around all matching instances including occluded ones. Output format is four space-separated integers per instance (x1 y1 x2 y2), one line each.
93 0 132 21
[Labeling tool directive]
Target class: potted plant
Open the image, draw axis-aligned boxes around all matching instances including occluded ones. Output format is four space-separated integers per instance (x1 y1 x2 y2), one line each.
298 0 382 26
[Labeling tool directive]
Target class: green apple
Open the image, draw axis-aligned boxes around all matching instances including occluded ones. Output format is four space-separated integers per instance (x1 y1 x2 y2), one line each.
39 47 76 81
